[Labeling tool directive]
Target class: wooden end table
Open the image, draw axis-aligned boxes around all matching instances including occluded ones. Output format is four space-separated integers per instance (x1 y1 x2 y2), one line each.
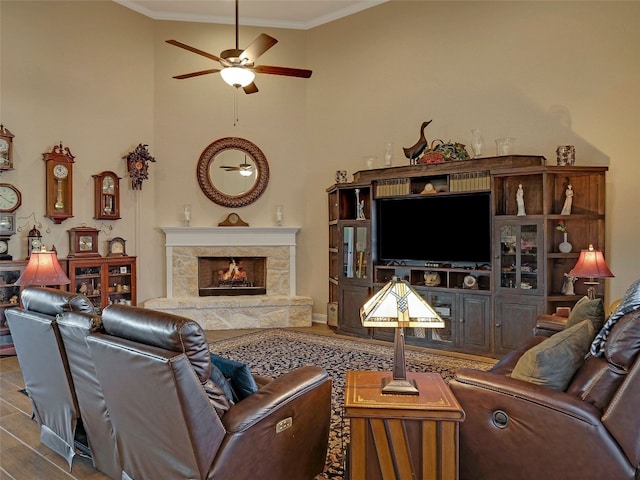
344 370 465 480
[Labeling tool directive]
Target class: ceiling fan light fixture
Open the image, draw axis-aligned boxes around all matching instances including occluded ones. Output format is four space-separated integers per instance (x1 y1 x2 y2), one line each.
220 67 255 87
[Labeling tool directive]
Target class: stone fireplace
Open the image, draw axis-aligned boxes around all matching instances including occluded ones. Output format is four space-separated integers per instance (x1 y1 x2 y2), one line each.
143 227 313 330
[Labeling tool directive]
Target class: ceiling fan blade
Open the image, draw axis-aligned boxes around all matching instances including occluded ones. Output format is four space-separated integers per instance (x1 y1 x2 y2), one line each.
220 166 240 171
173 69 220 79
243 82 259 94
253 65 312 78
166 39 220 62
240 34 278 63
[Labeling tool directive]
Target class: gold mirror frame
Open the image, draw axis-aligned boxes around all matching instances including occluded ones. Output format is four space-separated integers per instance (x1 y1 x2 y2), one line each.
196 137 270 208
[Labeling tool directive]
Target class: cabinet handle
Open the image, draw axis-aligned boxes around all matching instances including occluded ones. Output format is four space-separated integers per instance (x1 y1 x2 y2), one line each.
495 323 501 328
459 318 464 323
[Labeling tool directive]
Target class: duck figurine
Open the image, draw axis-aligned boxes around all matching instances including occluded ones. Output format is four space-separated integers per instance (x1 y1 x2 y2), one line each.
403 120 432 161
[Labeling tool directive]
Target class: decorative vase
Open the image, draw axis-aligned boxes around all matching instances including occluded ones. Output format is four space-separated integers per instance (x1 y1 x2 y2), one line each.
559 232 572 253
471 129 484 158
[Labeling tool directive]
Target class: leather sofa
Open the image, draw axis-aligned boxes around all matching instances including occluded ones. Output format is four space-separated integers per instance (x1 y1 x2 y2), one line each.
8 287 332 479
450 298 640 479
87 303 332 480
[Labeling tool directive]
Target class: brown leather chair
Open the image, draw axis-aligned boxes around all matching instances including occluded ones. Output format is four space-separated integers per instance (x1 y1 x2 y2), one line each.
450 308 640 480
87 304 332 480
5 287 95 470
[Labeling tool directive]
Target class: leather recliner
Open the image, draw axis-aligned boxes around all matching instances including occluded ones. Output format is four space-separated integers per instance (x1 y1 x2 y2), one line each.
87 304 332 480
450 307 640 480
56 310 122 479
5 286 96 470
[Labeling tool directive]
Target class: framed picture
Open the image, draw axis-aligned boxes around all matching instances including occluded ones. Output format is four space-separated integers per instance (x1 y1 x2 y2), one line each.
120 266 128 274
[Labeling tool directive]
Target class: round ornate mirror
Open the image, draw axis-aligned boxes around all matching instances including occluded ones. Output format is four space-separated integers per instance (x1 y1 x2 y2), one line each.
196 137 269 208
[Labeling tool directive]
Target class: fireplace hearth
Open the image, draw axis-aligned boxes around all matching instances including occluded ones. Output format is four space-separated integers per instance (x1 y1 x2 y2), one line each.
148 227 313 330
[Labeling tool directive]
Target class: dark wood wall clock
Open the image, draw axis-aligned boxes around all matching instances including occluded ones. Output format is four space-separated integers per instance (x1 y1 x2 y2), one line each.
93 171 121 220
124 143 155 190
43 142 74 224
0 125 14 171
68 226 100 257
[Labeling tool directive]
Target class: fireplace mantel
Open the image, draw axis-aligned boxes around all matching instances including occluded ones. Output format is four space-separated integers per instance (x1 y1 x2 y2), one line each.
161 226 301 297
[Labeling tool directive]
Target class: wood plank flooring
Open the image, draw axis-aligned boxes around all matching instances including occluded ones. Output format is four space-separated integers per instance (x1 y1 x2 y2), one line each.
0 324 492 479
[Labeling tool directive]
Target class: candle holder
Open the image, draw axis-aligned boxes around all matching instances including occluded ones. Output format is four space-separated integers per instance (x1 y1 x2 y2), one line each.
183 204 191 227
274 205 283 226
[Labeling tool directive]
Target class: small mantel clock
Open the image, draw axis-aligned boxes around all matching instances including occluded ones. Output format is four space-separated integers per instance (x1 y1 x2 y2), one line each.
43 142 75 224
0 125 15 171
93 171 121 220
68 226 100 257
27 225 43 258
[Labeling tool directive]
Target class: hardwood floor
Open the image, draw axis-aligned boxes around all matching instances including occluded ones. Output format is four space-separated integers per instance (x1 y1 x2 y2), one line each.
0 324 493 479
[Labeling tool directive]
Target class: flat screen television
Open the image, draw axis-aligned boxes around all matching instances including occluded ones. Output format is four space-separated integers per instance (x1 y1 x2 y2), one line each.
376 192 491 264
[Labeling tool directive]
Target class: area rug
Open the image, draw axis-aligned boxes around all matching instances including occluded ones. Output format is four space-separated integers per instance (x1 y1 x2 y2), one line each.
209 328 495 479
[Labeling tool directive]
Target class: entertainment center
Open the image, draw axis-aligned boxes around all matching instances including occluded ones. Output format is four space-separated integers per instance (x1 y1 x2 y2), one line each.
327 155 607 357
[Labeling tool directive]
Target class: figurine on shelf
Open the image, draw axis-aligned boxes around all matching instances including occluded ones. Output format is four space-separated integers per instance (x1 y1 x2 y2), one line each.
516 184 526 216
561 184 573 215
355 188 366 220
561 273 577 295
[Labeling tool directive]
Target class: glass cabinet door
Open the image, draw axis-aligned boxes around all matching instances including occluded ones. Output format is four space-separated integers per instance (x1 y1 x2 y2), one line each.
342 223 370 280
497 221 542 294
406 290 455 345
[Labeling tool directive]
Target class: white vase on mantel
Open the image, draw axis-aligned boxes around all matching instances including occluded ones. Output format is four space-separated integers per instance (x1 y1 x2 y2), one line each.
559 232 573 253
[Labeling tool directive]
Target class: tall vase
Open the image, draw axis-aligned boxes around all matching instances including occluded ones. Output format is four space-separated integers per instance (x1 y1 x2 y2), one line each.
559 232 572 253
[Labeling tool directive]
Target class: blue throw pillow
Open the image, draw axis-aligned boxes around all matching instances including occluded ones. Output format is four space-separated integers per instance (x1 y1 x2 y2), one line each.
209 353 258 402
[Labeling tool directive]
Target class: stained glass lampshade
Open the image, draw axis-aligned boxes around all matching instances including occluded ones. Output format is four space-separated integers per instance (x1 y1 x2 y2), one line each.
360 276 444 394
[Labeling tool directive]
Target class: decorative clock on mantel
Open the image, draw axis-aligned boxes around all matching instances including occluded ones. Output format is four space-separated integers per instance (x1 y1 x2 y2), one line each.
43 142 75 224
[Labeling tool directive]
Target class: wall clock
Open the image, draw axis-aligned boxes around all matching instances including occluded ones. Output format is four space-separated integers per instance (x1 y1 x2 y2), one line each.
93 171 121 220
124 143 155 190
0 183 21 212
68 226 100 257
107 237 127 256
43 142 75 224
0 125 14 171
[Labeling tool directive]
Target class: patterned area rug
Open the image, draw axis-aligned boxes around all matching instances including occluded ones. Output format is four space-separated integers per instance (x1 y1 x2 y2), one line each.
209 329 495 479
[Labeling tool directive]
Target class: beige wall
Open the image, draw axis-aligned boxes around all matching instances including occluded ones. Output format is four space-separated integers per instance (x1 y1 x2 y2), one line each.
1 1 638 309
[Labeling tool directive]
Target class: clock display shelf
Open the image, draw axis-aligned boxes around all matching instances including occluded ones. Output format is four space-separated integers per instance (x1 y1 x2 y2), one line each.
66 256 136 312
374 264 492 292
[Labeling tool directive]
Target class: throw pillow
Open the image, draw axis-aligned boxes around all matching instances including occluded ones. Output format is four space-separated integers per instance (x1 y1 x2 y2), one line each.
210 353 259 402
511 320 594 391
209 363 235 404
591 278 640 357
566 296 605 332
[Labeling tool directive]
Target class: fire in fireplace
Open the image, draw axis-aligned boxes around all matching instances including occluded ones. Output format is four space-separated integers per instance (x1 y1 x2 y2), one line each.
218 258 251 287
198 256 266 296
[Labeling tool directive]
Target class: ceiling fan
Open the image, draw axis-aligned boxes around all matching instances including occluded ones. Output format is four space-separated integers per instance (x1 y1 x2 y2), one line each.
166 0 312 94
220 157 254 176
